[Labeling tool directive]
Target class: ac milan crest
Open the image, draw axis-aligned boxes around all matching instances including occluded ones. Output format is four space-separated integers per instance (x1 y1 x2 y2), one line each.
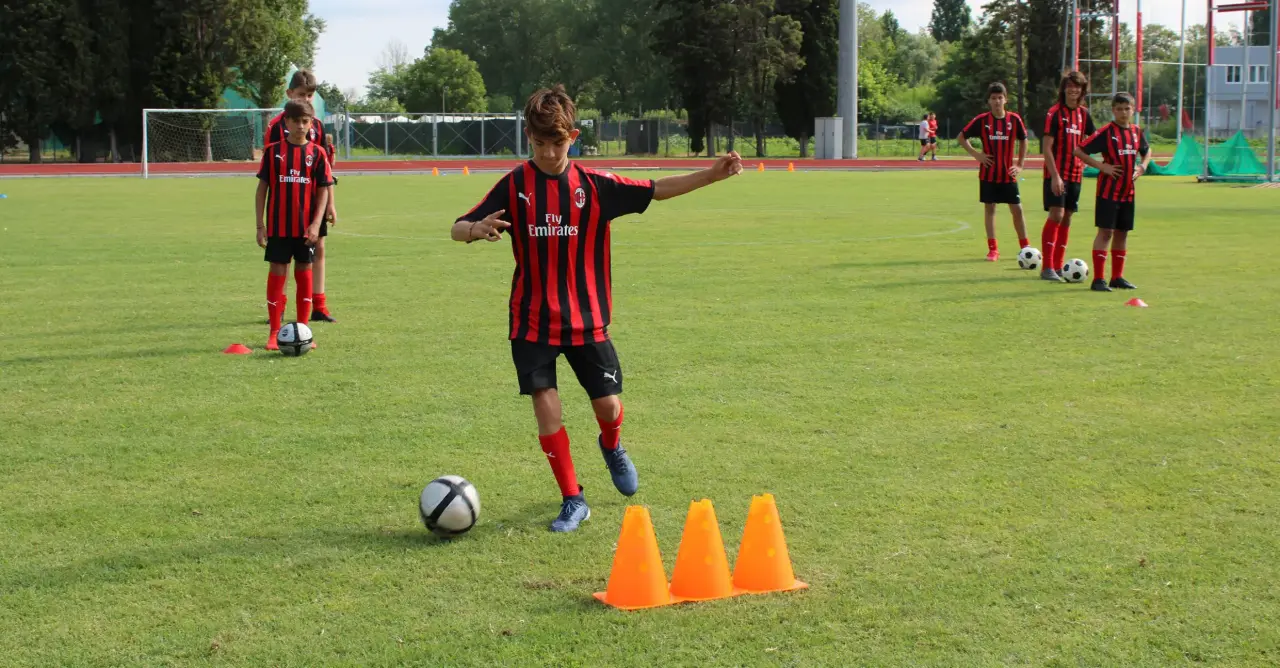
305 153 314 167
574 187 586 209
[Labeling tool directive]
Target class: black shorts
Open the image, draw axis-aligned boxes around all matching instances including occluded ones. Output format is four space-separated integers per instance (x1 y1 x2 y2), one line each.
1043 179 1083 212
318 219 328 238
511 339 622 400
264 237 315 265
928 137 937 145
920 138 929 146
1095 198 1136 231
980 181 1021 205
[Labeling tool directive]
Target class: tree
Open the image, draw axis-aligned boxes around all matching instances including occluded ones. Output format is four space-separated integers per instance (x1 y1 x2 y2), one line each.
888 30 945 88
486 94 515 112
432 0 575 104
930 0 972 43
377 39 413 72
982 0 1028 117
934 20 1015 127
81 0 131 161
317 81 347 111
0 0 93 163
574 0 672 115
732 0 803 156
237 1 326 107
775 0 837 157
399 47 487 112
349 97 406 114
654 0 736 155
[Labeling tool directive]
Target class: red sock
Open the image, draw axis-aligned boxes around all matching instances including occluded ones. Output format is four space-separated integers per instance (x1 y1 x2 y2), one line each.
1092 250 1108 280
314 292 328 315
1110 249 1127 280
294 268 313 324
267 273 287 333
1041 220 1060 263
987 238 998 252
597 404 624 450
538 427 579 497
1018 237 1030 249
1054 225 1071 270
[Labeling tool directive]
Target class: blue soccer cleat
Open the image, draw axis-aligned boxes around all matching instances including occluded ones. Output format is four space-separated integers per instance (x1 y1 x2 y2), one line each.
599 436 639 497
550 491 591 533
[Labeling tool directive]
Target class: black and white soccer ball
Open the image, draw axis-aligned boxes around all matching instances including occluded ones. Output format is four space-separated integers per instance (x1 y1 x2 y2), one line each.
1017 246 1042 270
1061 258 1090 283
419 475 481 537
276 322 313 356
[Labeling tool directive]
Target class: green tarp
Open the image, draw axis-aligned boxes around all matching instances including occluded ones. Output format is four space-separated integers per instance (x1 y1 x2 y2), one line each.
1085 131 1267 178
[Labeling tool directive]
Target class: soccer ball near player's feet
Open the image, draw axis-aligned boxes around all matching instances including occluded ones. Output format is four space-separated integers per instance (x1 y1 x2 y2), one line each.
276 322 313 356
1061 258 1090 283
420 475 481 537
1017 247 1042 270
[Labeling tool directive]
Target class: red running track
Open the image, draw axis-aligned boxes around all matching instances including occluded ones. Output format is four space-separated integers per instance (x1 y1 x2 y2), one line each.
0 157 1047 178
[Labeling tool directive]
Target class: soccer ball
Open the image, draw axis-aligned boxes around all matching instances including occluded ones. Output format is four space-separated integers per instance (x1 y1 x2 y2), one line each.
276 322 313 356
1017 247 1042 270
419 475 481 537
1061 258 1090 283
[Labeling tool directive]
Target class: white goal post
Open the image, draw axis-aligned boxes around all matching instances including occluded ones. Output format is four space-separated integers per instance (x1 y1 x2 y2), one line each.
142 108 320 179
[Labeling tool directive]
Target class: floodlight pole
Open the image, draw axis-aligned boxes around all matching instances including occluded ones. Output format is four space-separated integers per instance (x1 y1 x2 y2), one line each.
838 0 859 159
1269 0 1279 180
1177 0 1188 143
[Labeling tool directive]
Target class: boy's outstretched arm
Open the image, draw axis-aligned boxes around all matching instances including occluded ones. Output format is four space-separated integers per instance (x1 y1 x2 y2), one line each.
653 151 743 201
451 210 509 243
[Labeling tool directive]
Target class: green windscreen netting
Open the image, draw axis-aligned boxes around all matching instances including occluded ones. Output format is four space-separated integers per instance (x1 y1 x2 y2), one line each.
1085 131 1269 179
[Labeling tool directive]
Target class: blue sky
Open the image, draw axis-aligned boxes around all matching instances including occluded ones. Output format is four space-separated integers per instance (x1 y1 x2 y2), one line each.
312 0 1205 96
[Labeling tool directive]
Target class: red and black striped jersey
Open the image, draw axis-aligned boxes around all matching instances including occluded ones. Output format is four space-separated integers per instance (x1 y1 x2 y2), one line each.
961 112 1027 183
1043 103 1096 182
256 140 334 238
1079 123 1149 203
457 161 656 346
265 113 331 163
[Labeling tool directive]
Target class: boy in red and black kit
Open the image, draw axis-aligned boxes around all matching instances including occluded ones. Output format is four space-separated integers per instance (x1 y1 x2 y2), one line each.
1074 92 1151 292
1040 71 1096 282
265 69 340 323
959 82 1030 262
256 100 334 349
452 86 743 532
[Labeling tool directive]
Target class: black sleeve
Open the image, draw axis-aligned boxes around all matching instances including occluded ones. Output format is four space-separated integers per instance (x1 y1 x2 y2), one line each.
1084 114 1097 137
591 171 655 221
1044 111 1059 138
457 173 514 224
313 148 334 187
1138 128 1150 155
961 115 982 137
1079 129 1108 155
256 148 271 181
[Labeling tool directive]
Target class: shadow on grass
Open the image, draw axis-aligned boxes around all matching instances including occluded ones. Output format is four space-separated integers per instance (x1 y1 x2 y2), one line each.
825 258 979 270
859 275 1014 290
923 288 1054 302
0 346 209 366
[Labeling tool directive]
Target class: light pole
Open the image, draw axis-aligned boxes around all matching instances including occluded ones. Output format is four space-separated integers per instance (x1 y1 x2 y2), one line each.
443 86 448 114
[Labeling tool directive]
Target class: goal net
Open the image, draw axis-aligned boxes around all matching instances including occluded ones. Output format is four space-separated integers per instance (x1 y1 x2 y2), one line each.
142 108 281 177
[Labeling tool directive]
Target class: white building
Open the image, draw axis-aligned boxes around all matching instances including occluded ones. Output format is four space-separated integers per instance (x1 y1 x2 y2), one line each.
1208 45 1276 137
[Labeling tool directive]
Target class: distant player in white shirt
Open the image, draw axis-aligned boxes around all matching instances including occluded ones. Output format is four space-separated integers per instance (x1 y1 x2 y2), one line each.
917 114 932 162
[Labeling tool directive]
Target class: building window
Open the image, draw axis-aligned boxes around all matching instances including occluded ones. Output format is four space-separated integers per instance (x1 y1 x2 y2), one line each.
1250 65 1269 83
1227 65 1242 84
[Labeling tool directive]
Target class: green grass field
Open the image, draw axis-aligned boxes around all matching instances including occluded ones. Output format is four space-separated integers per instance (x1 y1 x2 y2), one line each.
2 170 1278 666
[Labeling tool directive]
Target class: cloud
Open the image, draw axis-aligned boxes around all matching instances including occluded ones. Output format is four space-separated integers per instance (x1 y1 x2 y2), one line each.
310 0 1214 96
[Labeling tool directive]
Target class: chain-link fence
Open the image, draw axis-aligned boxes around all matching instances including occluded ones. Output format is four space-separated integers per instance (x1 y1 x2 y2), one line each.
334 112 524 159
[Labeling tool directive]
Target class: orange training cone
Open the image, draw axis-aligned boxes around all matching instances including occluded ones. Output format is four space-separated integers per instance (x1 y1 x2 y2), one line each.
593 506 676 610
732 494 808 594
462 165 471 175
431 167 439 176
670 499 742 601
787 162 795 172
1125 298 1148 308
222 343 252 355
757 162 766 172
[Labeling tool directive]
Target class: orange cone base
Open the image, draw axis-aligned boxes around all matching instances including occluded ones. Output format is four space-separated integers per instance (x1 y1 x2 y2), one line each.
591 590 681 610
223 343 252 355
671 587 747 602
1125 298 1148 307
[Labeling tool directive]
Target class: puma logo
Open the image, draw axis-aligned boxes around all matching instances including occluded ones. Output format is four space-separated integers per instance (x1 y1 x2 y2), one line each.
603 370 619 383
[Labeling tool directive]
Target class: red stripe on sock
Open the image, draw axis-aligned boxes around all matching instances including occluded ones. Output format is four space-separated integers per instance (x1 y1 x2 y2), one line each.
1111 249 1127 280
1092 250 1108 281
538 427 579 497
597 404 623 450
